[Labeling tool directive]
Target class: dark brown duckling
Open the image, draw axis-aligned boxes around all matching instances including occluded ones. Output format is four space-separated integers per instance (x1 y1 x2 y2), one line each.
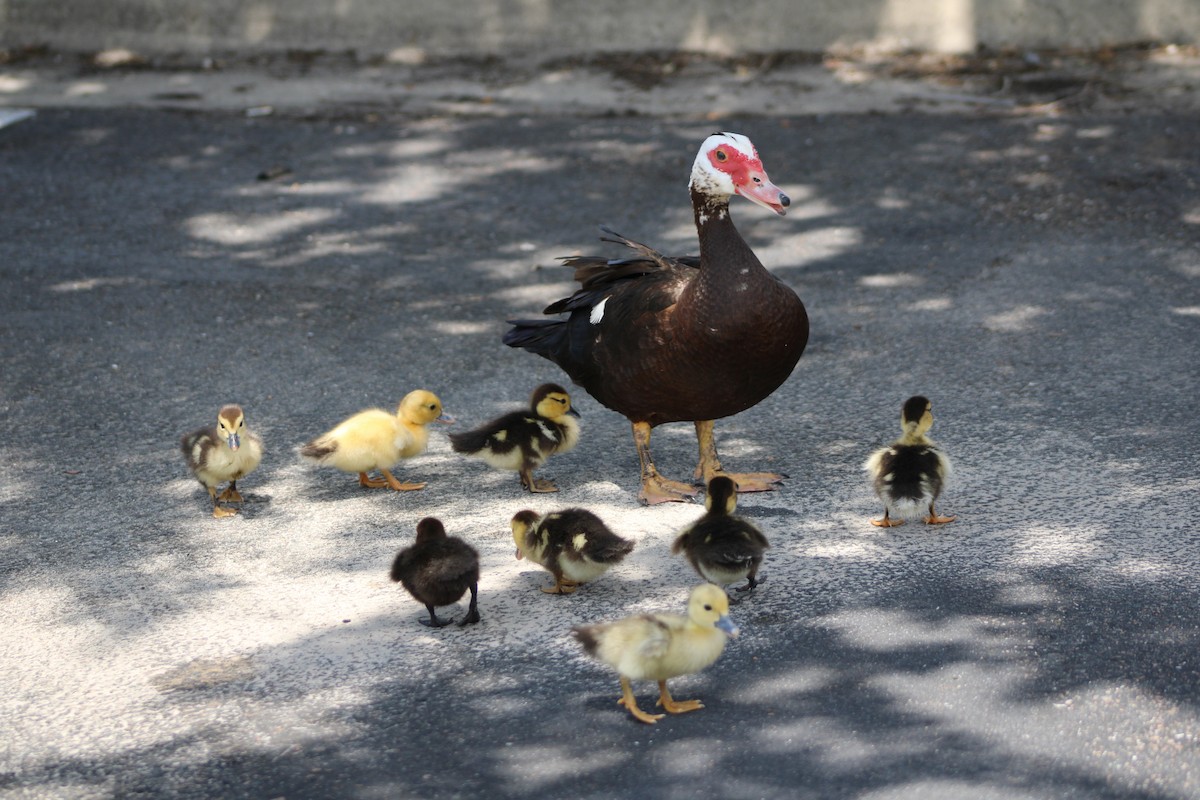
671 475 770 592
510 508 635 594
389 517 481 628
449 383 581 493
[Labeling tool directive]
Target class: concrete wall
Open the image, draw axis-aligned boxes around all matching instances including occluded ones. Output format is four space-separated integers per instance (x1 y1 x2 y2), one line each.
2 0 1197 58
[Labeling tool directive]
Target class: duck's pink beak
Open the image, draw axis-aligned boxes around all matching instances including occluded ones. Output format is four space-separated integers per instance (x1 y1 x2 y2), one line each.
736 171 790 216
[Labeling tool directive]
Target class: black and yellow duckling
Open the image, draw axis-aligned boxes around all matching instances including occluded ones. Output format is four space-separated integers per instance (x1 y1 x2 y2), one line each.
510 508 635 594
181 404 263 518
572 583 739 724
672 476 770 592
864 395 956 528
301 389 449 491
449 383 581 493
389 517 481 628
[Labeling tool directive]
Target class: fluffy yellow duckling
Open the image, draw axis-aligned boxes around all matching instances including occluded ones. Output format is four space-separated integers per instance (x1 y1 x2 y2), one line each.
449 383 580 493
572 583 739 724
389 517 481 628
181 404 263 518
300 389 449 491
510 508 635 594
864 395 956 527
672 476 770 592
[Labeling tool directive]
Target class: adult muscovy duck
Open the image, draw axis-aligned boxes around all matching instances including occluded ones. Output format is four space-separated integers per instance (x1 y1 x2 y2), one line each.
503 132 808 504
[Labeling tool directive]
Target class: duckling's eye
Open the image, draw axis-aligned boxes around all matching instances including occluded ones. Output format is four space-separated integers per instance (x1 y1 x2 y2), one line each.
715 149 728 162
703 604 713 611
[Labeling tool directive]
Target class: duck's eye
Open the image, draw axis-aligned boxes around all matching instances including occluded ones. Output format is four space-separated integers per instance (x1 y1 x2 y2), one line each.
715 150 728 162
704 604 713 611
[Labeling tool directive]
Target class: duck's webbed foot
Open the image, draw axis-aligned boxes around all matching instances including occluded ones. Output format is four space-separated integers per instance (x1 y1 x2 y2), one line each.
381 469 426 491
693 420 784 493
656 681 704 714
618 677 664 724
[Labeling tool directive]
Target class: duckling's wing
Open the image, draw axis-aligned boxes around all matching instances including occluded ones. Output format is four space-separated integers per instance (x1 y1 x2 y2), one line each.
448 410 530 454
181 426 219 471
632 615 673 661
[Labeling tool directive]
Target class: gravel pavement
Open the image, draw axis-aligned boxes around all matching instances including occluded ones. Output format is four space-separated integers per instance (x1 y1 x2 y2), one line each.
2 49 1199 799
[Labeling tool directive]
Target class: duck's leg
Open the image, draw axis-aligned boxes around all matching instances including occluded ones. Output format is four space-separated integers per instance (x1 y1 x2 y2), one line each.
734 568 762 593
520 465 559 493
458 582 481 626
633 421 699 505
923 502 957 525
693 420 785 492
218 481 244 503
656 680 704 714
208 486 238 518
541 574 579 594
380 469 426 491
358 472 389 489
618 677 664 724
870 509 905 528
419 605 454 628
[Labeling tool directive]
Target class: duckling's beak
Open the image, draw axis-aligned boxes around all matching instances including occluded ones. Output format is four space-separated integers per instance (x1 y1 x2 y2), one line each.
435 413 455 425
514 548 523 560
716 614 740 638
227 432 241 451
568 407 581 418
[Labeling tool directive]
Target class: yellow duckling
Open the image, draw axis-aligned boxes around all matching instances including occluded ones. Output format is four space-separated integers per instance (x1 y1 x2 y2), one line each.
864 395 956 527
572 583 739 724
510 508 635 594
300 389 449 491
181 404 263 518
389 517 481 628
449 383 581 493
672 476 770 592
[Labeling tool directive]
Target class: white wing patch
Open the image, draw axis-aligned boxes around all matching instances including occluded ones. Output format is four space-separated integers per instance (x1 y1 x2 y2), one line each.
537 421 558 441
590 296 609 325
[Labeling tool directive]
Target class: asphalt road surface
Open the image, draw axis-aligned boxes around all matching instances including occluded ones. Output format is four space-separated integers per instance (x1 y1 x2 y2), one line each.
2 56 1199 799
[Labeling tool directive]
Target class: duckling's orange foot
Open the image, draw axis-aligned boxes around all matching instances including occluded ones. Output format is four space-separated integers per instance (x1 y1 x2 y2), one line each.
870 515 905 528
524 477 560 493
381 469 425 491
656 682 705 714
924 514 957 525
618 696 664 724
212 505 239 519
358 472 389 489
217 486 244 503
541 580 579 595
639 474 701 505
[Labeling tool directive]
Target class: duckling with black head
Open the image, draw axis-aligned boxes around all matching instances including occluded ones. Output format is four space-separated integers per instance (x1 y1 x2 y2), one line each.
864 395 956 527
450 383 580 493
389 517 481 628
672 475 770 592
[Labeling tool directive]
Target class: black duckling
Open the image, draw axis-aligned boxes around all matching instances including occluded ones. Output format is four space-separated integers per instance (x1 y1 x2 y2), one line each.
671 475 769 592
181 404 263 518
864 395 956 528
449 383 581 493
572 584 739 724
510 508 635 594
389 517 481 628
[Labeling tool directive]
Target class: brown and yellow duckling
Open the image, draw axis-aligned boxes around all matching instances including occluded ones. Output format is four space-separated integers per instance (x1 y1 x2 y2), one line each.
864 395 956 528
300 389 449 491
672 476 770 592
449 383 580 493
389 517 481 628
181 404 263 518
572 583 739 724
510 508 635 594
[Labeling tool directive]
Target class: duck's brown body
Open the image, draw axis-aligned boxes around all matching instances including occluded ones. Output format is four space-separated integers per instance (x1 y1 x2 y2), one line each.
505 133 808 503
545 202 808 426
